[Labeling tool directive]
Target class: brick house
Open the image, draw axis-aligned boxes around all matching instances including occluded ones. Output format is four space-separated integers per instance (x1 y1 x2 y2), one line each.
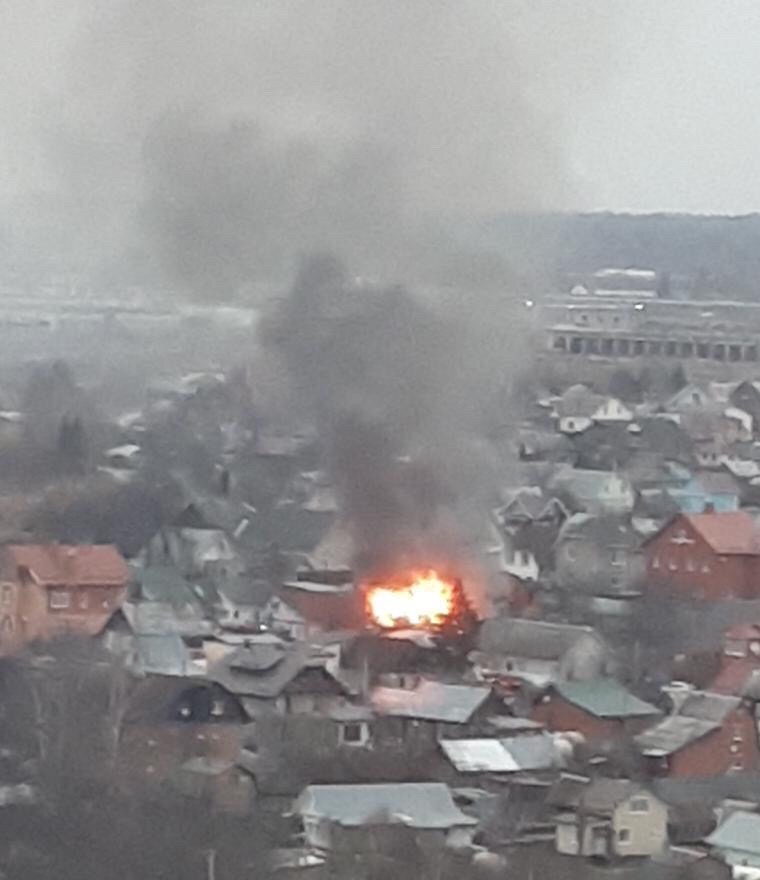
531 679 660 740
711 624 760 695
635 691 759 778
0 544 129 656
644 511 760 600
116 676 255 814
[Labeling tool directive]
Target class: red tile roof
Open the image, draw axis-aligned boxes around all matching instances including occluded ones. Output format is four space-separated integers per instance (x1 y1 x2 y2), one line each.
686 511 760 555
5 544 129 587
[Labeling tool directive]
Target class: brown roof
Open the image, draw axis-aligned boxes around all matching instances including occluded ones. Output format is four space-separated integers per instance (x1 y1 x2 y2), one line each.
5 544 129 587
686 512 760 555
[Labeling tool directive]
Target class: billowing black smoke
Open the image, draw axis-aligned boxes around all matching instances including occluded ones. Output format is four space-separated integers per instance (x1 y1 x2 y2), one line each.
262 254 509 597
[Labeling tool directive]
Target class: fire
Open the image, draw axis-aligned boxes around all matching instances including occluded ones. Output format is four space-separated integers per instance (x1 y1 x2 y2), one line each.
366 570 456 629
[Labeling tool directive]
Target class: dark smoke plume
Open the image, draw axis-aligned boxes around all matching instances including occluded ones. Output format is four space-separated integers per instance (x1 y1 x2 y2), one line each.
262 254 518 599
0 1 621 295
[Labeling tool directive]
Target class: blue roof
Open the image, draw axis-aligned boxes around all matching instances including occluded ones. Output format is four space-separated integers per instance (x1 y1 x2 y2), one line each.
707 811 760 859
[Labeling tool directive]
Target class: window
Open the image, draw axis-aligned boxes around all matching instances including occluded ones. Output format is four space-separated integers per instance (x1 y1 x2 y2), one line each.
668 559 678 571
49 590 70 610
725 639 747 658
611 549 626 568
652 557 660 570
618 828 631 843
210 699 226 718
565 544 577 562
79 592 89 610
1 585 12 607
702 562 711 573
339 721 370 747
629 798 649 814
686 558 695 572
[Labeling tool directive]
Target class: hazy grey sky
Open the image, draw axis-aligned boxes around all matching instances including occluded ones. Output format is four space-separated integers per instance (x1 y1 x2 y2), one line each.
1 0 758 218
572 0 760 214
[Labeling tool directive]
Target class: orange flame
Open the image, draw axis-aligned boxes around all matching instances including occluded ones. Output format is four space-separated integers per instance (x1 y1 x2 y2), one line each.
366 570 455 629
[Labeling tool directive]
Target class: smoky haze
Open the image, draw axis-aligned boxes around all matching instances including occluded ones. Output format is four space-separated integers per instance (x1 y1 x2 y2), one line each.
261 254 525 610
1 2 617 602
0 0 618 295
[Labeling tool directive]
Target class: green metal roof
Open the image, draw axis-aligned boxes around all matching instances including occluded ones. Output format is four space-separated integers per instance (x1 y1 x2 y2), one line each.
555 679 660 719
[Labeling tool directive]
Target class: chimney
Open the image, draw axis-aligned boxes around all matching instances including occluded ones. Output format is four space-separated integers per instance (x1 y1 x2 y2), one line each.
662 680 695 714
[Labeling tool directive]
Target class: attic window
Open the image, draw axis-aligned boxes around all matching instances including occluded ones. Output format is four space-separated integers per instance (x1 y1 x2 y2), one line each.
339 722 370 747
618 828 631 843
211 700 225 718
629 797 649 814
49 590 70 610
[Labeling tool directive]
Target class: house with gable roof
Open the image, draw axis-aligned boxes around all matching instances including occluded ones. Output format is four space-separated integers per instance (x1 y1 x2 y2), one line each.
635 690 760 778
294 782 478 852
645 511 760 600
531 679 661 739
547 775 669 859
471 618 616 687
550 467 635 514
0 543 129 656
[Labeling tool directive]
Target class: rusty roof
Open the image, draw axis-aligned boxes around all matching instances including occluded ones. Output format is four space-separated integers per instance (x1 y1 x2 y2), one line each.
685 511 760 555
5 544 129 586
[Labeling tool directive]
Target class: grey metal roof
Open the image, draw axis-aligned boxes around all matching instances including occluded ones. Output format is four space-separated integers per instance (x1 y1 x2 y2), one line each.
707 811 760 857
554 679 660 719
477 617 603 661
134 632 192 677
440 733 556 775
501 733 556 771
370 680 491 723
634 691 741 758
283 580 354 594
225 641 287 673
295 783 477 829
557 513 641 550
679 691 741 723
635 716 719 757
208 643 314 699
440 739 519 773
548 777 648 816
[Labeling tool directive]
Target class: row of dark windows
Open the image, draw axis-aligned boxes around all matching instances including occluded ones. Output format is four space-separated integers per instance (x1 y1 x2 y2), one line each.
552 334 758 362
